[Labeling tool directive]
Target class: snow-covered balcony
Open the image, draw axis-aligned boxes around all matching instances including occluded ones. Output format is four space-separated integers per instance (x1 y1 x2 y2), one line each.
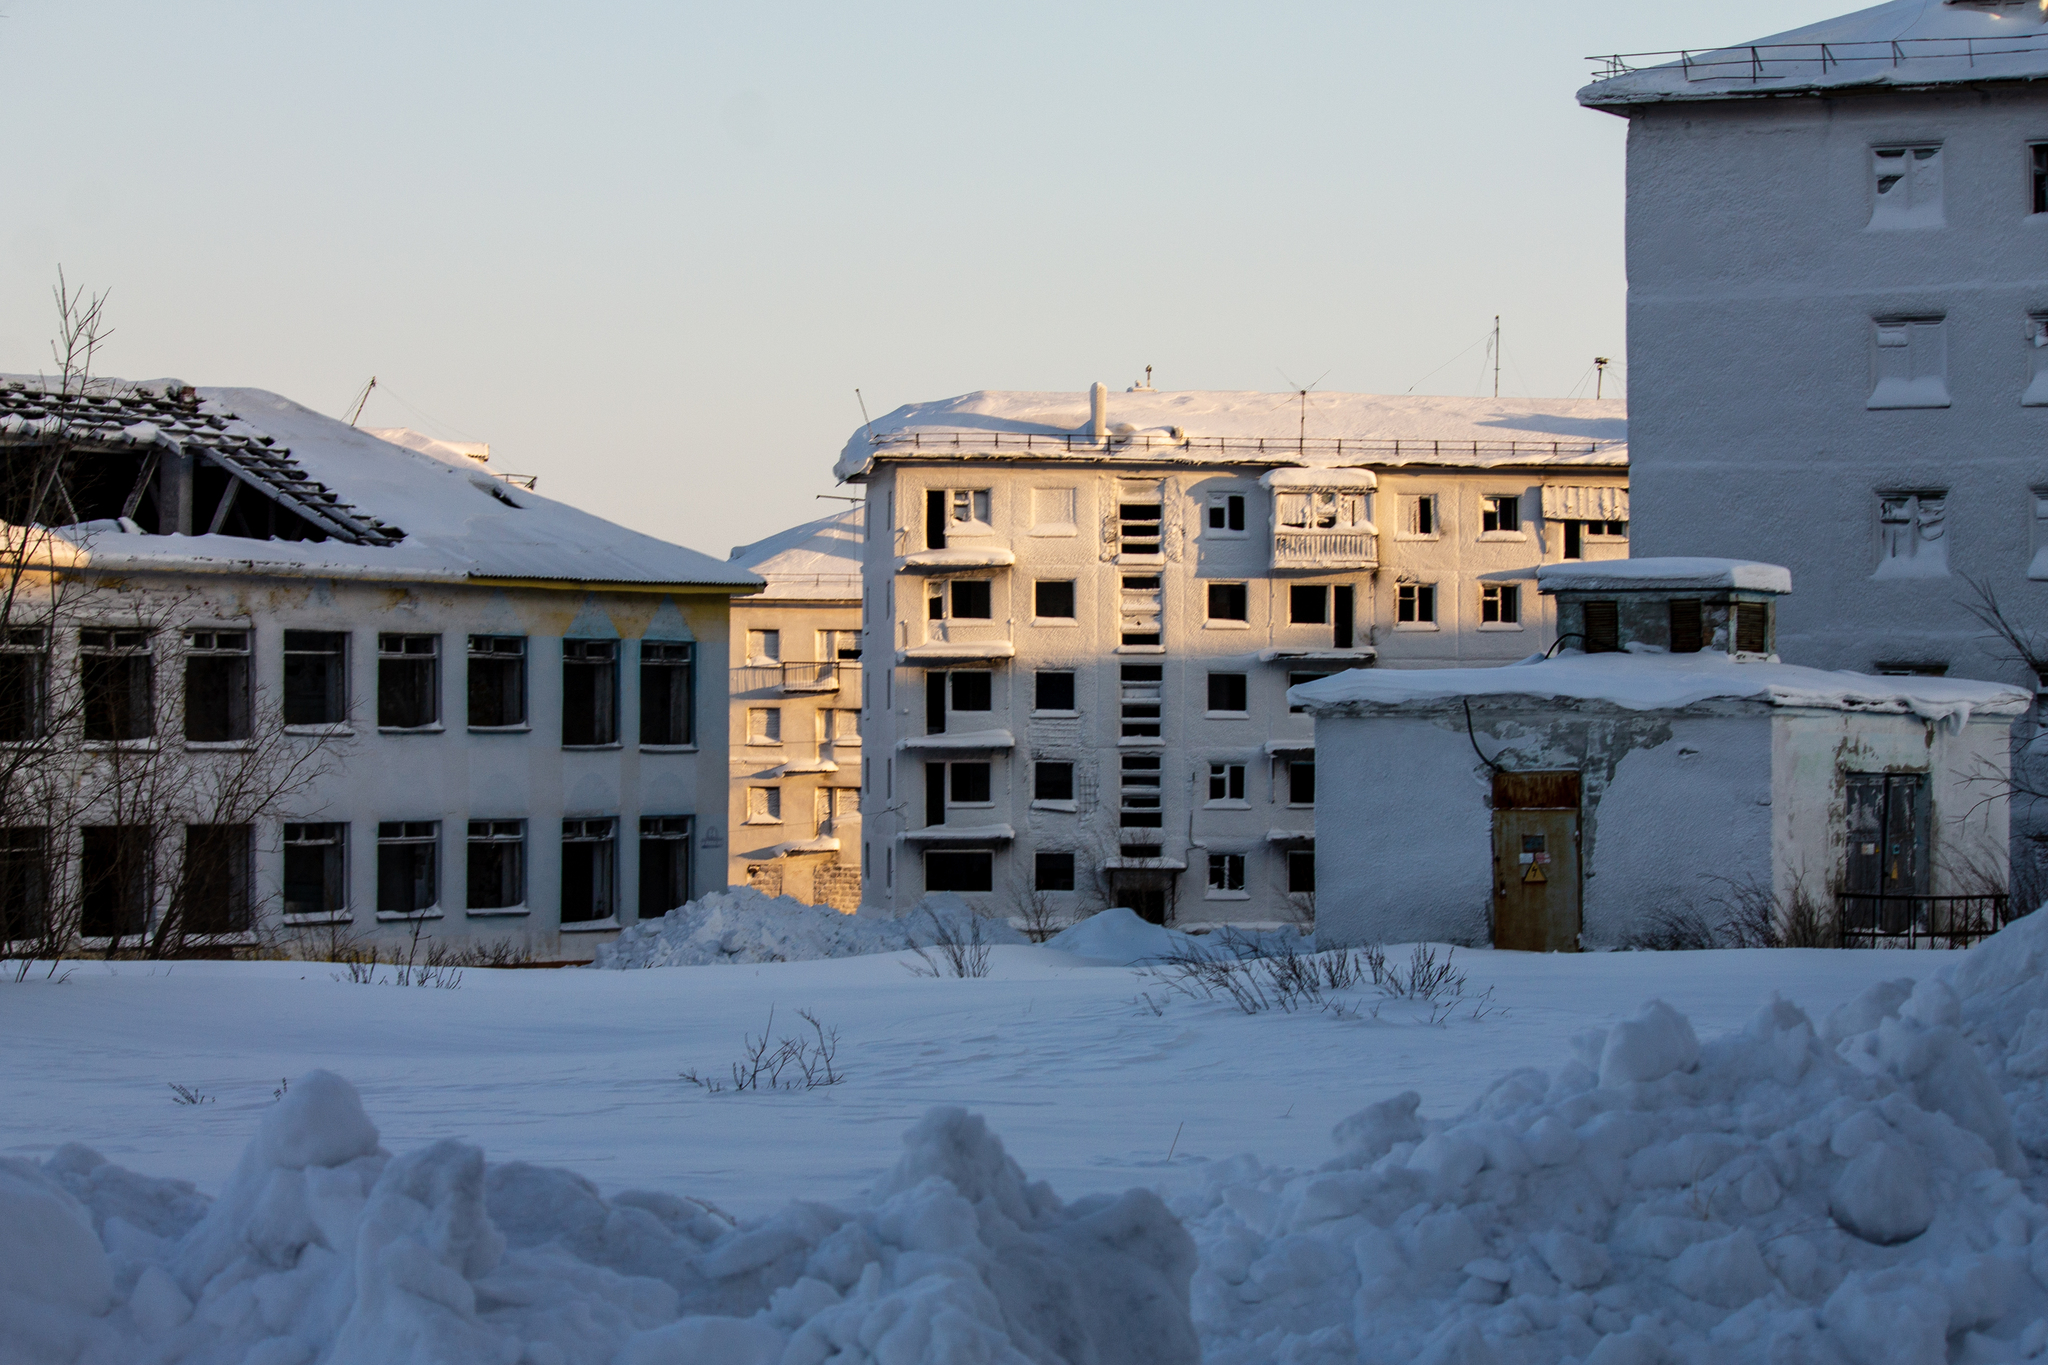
1262 468 1377 571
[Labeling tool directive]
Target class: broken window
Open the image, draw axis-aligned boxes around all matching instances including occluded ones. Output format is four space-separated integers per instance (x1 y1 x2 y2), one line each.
1871 144 1943 228
950 580 993 619
925 849 993 892
1290 584 1328 625
1208 762 1247 802
1118 501 1164 557
1120 664 1163 739
1207 853 1246 893
466 819 524 911
377 633 439 730
1207 673 1248 713
81 824 152 941
1207 492 1247 535
1207 582 1248 622
376 821 439 915
639 816 692 917
1669 600 1703 654
821 630 862 661
1397 583 1436 625
949 761 993 805
184 629 251 743
560 818 616 924
1034 760 1074 802
1582 600 1620 652
1034 580 1076 619
1869 317 1949 408
1120 753 1163 828
747 787 783 823
1287 759 1316 807
1287 848 1316 894
1035 850 1076 892
283 631 347 726
283 822 347 919
747 707 783 745
80 628 154 742
1481 585 1520 625
1 827 50 942
182 823 252 936
926 489 992 548
925 761 946 825
0 627 49 743
1406 495 1437 536
562 639 618 745
1482 496 1521 535
1120 576 1162 646
467 636 526 728
1276 489 1369 532
640 641 695 745
1036 670 1076 712
1876 490 1948 577
950 671 992 715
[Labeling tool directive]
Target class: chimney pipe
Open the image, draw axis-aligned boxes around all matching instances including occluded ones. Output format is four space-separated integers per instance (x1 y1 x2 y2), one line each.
1090 382 1108 441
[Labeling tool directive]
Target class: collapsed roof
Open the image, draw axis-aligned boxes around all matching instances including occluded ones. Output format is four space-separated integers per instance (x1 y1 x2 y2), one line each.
1 377 761 592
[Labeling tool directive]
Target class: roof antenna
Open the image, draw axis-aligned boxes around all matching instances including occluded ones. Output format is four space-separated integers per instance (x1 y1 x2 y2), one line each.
855 388 876 445
1277 368 1329 453
1491 317 1501 398
1594 356 1610 399
345 376 377 427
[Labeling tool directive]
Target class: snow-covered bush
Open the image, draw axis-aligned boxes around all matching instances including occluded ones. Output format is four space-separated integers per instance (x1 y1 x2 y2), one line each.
593 887 1025 969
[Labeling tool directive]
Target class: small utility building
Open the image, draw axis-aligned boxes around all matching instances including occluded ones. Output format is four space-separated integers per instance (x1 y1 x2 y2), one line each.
1293 559 2029 950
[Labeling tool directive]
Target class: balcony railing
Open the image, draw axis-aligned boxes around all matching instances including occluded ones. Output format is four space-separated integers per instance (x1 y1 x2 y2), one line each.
1273 530 1378 571
1836 893 2014 949
781 661 844 693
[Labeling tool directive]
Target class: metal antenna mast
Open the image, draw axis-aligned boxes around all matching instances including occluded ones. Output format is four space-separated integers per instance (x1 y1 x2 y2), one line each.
1492 316 1501 398
345 376 378 427
1594 356 1610 399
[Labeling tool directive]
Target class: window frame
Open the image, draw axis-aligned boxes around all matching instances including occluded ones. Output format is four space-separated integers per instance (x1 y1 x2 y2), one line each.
1207 761 1248 805
466 634 528 731
376 632 441 732
1206 581 1249 625
282 629 349 729
0 627 50 744
559 817 617 925
1205 491 1248 537
375 820 440 918
1034 670 1077 715
561 638 620 747
465 819 527 913
1480 583 1522 628
1033 759 1075 803
1032 579 1077 622
639 640 696 747
1206 672 1249 716
1396 582 1438 627
282 821 348 921
1206 851 1248 898
79 626 156 744
1480 495 1524 538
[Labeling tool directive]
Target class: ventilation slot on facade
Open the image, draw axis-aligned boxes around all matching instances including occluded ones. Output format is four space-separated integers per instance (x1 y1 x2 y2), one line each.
1583 601 1620 653
1119 664 1163 739
1735 602 1768 655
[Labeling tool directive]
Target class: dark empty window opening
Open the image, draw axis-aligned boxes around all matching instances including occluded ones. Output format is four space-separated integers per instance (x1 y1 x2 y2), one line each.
640 642 695 746
283 631 347 726
1208 672 1248 713
639 816 693 918
926 849 993 892
1 826 51 943
1287 848 1315 894
2036 144 2048 215
1481 585 1520 625
1208 582 1248 622
467 635 526 728
1290 585 1328 625
0 628 49 743
925 761 947 826
467 820 525 910
80 628 154 742
927 488 990 549
950 761 993 805
1208 494 1246 532
1483 496 1520 534
926 671 948 734
1288 759 1316 806
1410 496 1436 536
183 630 251 742
1119 503 1164 556
926 490 947 549
283 822 346 919
951 670 993 714
1035 760 1074 802
81 824 152 942
1874 660 1951 678
1120 752 1164 829
1121 575 1162 646
1209 762 1247 801
1564 520 1582 560
1288 671 1330 714
1035 670 1076 712
1582 601 1620 653
560 818 616 923
1333 585 1355 649
562 639 618 746
1035 580 1075 619
182 823 252 936
1121 664 1163 739
1397 584 1436 625
1669 600 1703 654
1035 850 1076 892
951 580 993 619
1734 602 1769 655
377 821 439 915
1121 843 1163 860
377 633 440 729
1208 853 1246 892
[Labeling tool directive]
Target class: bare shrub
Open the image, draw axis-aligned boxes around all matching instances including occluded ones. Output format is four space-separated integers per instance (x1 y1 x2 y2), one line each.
1145 938 1471 1020
681 1007 845 1093
904 910 992 979
167 1083 212 1106
1623 903 1725 952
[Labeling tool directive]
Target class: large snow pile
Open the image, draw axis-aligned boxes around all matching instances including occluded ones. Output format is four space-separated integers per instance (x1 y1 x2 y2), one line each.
592 887 1024 969
1043 907 1201 964
2 1071 1196 1365
1178 966 2048 1364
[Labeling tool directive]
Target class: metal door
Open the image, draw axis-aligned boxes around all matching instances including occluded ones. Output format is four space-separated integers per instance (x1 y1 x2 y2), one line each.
1491 771 1582 952
1845 772 1930 932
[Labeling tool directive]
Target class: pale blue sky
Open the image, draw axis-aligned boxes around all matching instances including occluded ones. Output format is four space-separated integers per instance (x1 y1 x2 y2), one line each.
1 2 1844 553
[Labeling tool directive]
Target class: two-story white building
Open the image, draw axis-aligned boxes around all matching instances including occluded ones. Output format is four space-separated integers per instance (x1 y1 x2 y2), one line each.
838 386 1627 926
0 377 758 961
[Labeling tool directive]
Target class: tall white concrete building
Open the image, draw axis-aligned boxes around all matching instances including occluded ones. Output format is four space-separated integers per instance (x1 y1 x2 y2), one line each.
838 386 1627 926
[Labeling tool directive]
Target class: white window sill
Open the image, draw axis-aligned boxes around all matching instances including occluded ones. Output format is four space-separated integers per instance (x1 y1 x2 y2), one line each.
467 905 531 918
376 908 445 922
469 724 532 735
1205 799 1252 811
1285 802 1315 811
1477 622 1525 632
285 723 354 738
743 818 785 827
1030 799 1077 813
563 742 625 752
185 739 251 752
744 740 785 749
948 804 997 813
1118 736 1164 747
560 917 622 933
282 911 354 926
1115 644 1167 655
1204 620 1250 630
1394 622 1441 632
82 739 159 752
1477 531 1528 543
378 724 445 735
1032 709 1080 720
829 736 862 748
1204 711 1250 721
640 744 699 754
1392 533 1441 543
1205 890 1252 901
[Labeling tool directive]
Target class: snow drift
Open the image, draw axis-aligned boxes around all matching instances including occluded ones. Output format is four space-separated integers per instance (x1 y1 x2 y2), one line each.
591 887 1026 969
6 1073 1196 1365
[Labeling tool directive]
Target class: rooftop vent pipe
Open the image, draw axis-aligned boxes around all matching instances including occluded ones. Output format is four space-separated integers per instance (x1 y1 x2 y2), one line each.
1090 382 1108 440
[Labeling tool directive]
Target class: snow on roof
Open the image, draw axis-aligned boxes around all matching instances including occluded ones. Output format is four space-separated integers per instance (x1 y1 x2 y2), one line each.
364 427 490 466
727 505 863 601
835 390 1626 482
1580 0 2048 108
1292 647 2031 724
1536 557 1793 595
9 379 759 591
1261 467 1376 490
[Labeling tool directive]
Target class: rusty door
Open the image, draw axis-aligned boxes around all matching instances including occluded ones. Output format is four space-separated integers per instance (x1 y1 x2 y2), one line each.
1491 772 1582 952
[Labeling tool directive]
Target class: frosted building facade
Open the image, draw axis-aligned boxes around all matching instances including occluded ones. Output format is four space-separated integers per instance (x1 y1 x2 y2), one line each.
724 507 865 910
837 385 1628 925
0 378 757 961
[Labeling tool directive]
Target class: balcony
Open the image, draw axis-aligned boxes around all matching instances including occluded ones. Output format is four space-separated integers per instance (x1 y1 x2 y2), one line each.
781 660 845 693
1272 528 1378 571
